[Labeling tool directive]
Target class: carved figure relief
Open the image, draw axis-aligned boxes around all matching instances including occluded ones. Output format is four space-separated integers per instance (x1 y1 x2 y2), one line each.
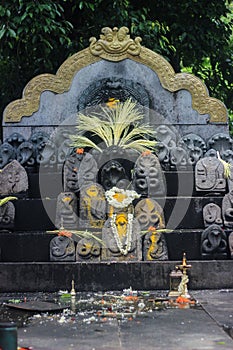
181 133 206 165
63 150 85 193
76 237 101 261
208 133 233 156
0 201 15 230
154 142 169 170
0 160 28 195
201 224 227 259
203 203 222 227
222 190 233 227
78 153 98 189
102 213 142 261
5 133 25 151
143 230 168 261
79 183 106 228
37 139 56 166
155 125 177 150
133 152 165 197
135 198 165 230
0 143 15 168
100 160 128 190
55 192 78 230
195 156 226 192
170 146 188 169
16 141 35 166
50 236 75 261
228 232 233 259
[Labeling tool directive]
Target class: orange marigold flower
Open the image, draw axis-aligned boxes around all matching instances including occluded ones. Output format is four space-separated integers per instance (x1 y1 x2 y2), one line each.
106 97 120 108
76 148 84 154
58 230 72 238
148 226 156 232
142 150 152 156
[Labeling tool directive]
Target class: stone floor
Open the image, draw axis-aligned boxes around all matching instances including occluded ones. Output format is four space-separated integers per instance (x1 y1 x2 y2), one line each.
1 289 233 350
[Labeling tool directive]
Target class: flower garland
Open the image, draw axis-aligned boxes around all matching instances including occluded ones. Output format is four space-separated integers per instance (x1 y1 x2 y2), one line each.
110 213 134 256
105 187 140 209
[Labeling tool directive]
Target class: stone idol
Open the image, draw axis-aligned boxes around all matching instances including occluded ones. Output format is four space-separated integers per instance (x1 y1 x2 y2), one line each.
0 160 28 195
76 237 102 261
50 235 76 261
203 203 222 227
55 192 78 230
201 224 227 259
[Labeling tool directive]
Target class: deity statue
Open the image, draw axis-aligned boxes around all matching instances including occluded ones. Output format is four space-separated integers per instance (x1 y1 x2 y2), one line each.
50 235 75 261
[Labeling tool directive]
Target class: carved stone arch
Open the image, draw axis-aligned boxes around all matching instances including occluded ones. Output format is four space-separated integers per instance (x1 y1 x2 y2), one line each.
3 27 227 124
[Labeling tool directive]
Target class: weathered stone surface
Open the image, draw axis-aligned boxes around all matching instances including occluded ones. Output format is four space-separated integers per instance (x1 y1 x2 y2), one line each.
170 146 188 169
201 224 227 259
55 192 78 230
78 153 98 189
79 183 106 228
208 133 233 156
181 133 206 165
133 152 166 197
63 151 85 193
76 237 102 261
102 214 142 261
143 231 168 261
222 190 233 227
50 236 75 261
100 160 128 191
0 160 28 195
0 143 15 168
155 125 177 150
203 203 222 227
0 201 15 230
135 198 165 230
16 141 35 166
195 156 226 192
228 232 233 259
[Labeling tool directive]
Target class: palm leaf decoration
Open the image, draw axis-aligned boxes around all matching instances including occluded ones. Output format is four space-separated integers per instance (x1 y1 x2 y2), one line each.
70 99 156 153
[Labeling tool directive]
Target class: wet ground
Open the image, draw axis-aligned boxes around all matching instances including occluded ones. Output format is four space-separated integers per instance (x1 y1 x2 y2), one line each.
1 289 233 349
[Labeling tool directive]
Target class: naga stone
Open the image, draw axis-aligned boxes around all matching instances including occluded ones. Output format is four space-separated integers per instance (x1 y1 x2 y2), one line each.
102 213 142 261
78 153 98 189
76 237 102 261
5 132 25 151
79 183 106 228
16 141 35 166
222 190 233 227
203 203 222 227
0 160 28 195
50 236 75 261
180 133 206 165
143 231 168 261
0 201 15 230
154 142 170 170
0 143 15 168
133 152 165 197
208 133 233 156
55 192 78 230
36 139 56 167
170 146 188 169
195 156 226 192
135 198 165 230
155 125 177 150
201 224 227 259
63 151 85 193
228 232 233 259
100 160 128 191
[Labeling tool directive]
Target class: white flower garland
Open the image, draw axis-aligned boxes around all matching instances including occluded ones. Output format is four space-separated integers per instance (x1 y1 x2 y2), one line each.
105 187 140 209
110 213 134 256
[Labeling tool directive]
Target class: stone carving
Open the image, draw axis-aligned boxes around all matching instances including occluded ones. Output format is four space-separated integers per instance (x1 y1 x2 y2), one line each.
79 183 106 228
203 203 222 227
143 230 168 261
154 142 170 170
170 146 188 169
181 133 206 165
76 237 101 261
5 133 25 151
133 152 165 197
89 26 142 61
222 190 233 227
63 150 85 193
195 156 226 192
100 160 128 191
201 224 227 259
55 192 78 230
0 201 15 230
77 78 150 111
37 139 56 166
155 125 177 150
78 153 98 189
208 133 233 156
0 160 28 195
102 213 142 261
135 198 165 230
0 143 15 168
16 141 35 166
228 232 233 259
50 236 75 261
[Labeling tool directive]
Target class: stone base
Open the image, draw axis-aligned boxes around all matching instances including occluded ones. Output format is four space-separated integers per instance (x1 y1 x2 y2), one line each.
0 260 233 292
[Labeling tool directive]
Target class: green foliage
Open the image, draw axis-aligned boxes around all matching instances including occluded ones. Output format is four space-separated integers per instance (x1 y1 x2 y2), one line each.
0 0 232 132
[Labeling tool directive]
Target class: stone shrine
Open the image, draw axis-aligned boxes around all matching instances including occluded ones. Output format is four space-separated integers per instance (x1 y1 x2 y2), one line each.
1 26 233 292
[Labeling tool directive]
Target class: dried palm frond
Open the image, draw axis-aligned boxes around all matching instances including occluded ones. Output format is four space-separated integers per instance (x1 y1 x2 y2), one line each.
70 98 156 153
